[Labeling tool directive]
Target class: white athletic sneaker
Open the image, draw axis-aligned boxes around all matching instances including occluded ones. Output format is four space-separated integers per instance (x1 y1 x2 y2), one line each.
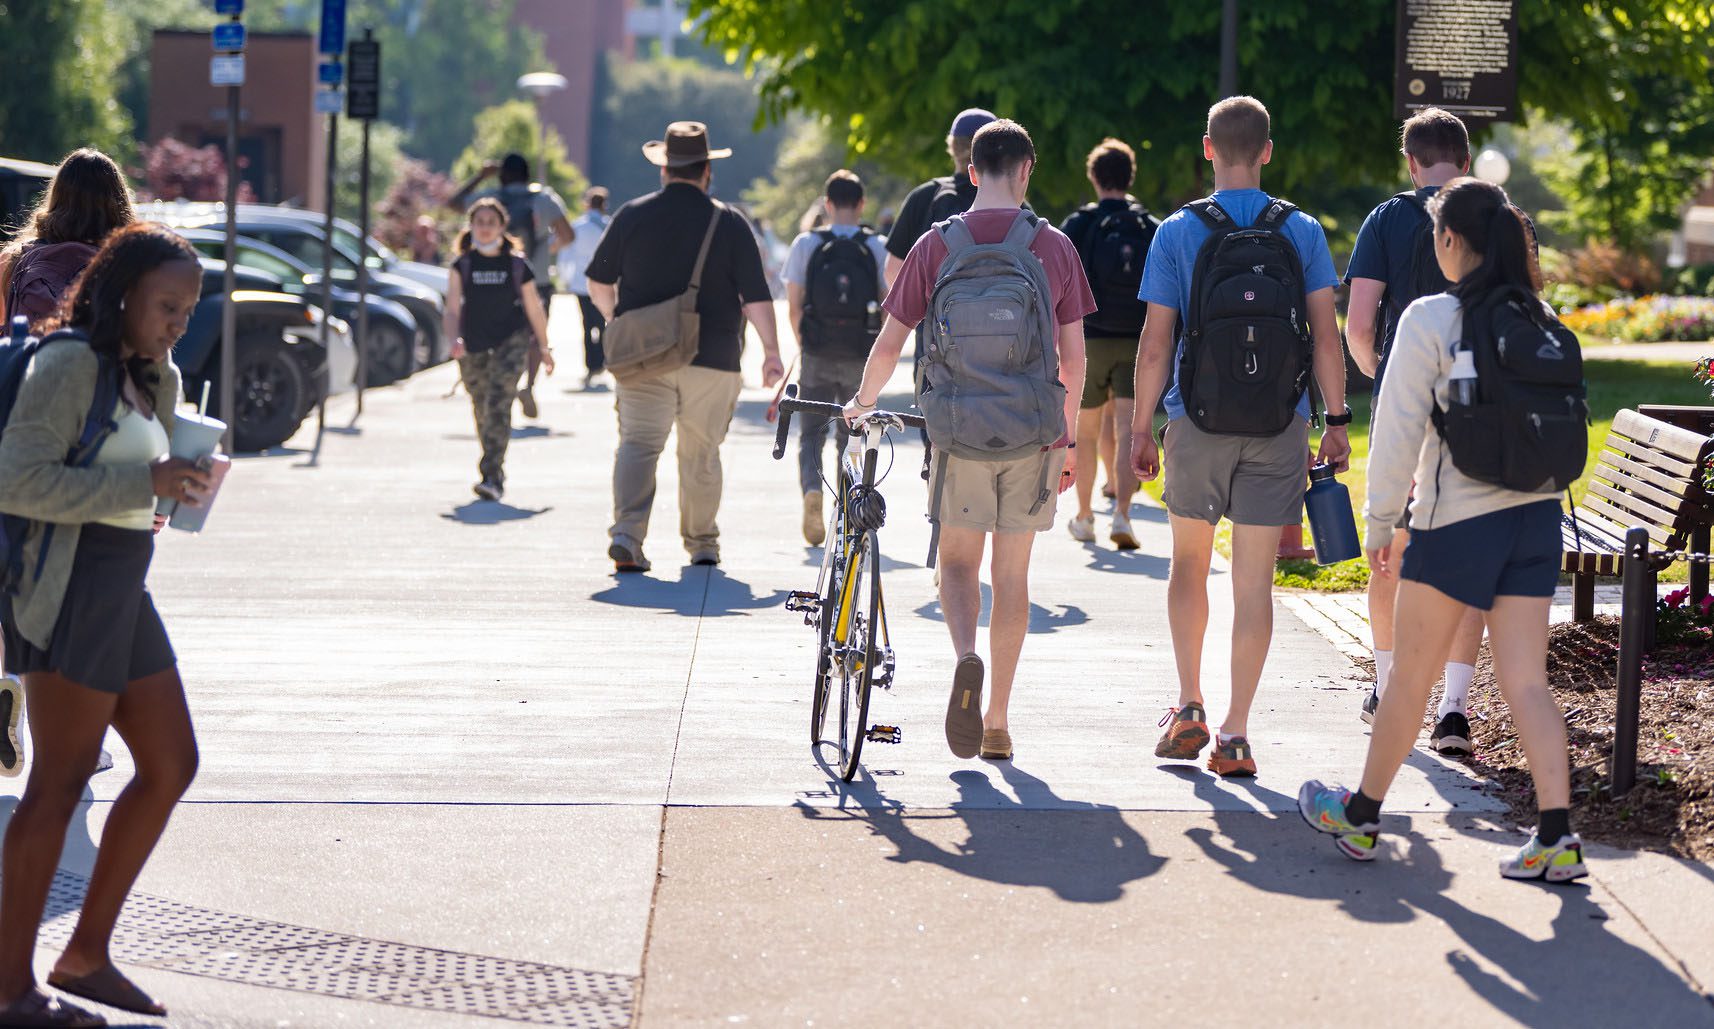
1110 512 1138 550
1067 514 1095 543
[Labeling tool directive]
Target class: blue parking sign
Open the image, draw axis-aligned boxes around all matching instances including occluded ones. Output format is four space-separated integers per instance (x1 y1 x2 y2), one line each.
318 0 347 56
215 0 245 14
318 60 343 85
212 22 246 52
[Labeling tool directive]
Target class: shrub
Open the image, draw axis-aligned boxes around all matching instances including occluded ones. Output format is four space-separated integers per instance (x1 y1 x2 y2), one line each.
1562 295 1714 342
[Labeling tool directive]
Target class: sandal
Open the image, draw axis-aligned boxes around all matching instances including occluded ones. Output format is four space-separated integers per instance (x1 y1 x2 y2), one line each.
0 989 105 1028
46 966 164 1018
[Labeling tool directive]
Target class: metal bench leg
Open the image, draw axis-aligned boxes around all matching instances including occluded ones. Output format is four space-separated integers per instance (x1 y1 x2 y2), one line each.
1644 565 1658 654
1692 525 1711 607
1612 528 1650 796
1573 572 1595 622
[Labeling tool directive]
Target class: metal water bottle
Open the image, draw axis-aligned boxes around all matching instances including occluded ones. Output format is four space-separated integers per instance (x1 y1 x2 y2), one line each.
1304 463 1361 566
1450 349 1478 406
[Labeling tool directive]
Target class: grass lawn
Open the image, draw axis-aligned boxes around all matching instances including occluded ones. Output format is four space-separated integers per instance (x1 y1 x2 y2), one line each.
1137 358 1711 592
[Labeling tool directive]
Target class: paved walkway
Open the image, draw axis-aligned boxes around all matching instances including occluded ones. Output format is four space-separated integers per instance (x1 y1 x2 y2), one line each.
11 304 1712 1026
1583 340 1712 363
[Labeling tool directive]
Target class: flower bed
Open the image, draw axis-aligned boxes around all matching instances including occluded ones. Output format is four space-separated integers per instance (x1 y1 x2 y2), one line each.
1561 295 1714 342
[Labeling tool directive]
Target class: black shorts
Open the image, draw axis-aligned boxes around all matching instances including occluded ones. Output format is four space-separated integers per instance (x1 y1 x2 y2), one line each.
2 524 176 694
1399 500 1562 610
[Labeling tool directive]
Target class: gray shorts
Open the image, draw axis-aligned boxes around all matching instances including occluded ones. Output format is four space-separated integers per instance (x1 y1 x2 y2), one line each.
1161 417 1310 527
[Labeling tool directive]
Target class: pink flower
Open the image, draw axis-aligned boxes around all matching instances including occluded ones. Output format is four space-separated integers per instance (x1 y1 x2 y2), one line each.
1665 587 1690 607
1700 594 1714 615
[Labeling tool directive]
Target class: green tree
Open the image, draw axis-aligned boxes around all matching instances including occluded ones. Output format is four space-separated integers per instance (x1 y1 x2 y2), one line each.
743 118 913 234
589 54 794 209
691 0 1714 226
334 120 410 226
0 0 133 163
451 100 589 211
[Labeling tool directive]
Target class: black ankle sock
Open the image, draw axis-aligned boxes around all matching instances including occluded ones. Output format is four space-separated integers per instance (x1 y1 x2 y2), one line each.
1345 790 1382 826
1538 808 1571 843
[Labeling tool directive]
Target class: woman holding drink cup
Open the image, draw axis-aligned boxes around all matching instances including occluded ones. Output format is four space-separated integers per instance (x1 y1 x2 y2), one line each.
0 224 217 1025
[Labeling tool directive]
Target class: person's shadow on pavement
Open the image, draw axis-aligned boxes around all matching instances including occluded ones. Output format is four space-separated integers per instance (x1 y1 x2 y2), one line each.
592 566 788 618
794 763 1162 903
914 584 1089 635
1183 798 1707 1023
440 502 553 525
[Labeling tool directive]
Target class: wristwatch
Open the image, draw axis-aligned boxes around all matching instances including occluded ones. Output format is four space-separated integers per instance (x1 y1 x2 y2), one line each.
1324 411 1354 427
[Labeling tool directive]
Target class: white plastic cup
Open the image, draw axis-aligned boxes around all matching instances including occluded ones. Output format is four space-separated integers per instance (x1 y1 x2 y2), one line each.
158 412 227 532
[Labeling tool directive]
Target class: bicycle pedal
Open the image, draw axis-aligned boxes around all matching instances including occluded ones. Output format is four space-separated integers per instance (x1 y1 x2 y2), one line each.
865 725 901 744
785 590 822 625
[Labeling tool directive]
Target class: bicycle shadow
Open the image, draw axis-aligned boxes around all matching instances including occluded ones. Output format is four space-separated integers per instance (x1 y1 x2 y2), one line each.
913 585 1089 635
795 763 1163 903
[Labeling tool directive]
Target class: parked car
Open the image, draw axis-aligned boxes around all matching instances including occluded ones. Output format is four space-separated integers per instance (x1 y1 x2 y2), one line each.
225 203 451 296
139 201 450 367
178 259 352 452
178 229 420 387
0 156 53 242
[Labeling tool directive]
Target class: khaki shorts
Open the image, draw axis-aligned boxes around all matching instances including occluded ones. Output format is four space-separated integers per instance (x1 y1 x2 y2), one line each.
1161 417 1309 527
930 449 1067 534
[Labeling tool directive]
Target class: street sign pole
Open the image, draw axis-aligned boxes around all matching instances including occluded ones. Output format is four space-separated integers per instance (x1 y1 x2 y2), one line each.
348 28 381 424
1219 0 1238 97
311 0 346 464
320 110 338 441
213 3 245 452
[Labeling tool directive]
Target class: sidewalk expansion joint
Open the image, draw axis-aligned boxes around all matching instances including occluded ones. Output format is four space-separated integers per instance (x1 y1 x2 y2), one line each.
34 869 635 1027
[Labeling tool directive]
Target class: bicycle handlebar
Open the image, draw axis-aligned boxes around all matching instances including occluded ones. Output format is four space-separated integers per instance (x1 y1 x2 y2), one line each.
770 384 927 460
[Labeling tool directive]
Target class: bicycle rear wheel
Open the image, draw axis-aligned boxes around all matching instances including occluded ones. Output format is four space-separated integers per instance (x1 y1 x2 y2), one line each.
809 553 838 745
834 530 881 782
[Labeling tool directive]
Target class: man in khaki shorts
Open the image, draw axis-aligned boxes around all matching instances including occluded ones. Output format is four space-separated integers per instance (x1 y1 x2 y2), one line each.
845 119 1091 762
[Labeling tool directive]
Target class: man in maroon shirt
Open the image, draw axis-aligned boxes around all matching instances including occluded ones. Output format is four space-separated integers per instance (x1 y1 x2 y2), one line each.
844 119 1091 762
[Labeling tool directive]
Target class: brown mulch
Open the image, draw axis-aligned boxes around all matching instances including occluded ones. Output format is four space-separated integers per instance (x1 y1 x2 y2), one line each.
1355 617 1714 859
1461 617 1714 860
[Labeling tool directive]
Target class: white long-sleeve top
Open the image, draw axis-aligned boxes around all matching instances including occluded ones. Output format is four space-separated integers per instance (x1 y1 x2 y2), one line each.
1364 292 1559 545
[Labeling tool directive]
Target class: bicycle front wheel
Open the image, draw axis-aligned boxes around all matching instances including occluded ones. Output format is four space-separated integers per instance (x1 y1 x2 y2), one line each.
834 530 881 782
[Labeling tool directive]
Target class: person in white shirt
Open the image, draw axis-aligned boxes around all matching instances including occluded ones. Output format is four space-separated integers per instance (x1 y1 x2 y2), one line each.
564 187 611 389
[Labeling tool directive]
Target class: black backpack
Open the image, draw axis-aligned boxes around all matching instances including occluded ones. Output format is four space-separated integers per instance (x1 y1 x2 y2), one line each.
1389 190 1449 319
499 185 542 259
926 176 970 226
1078 201 1158 337
1178 198 1315 437
801 228 881 357
1431 286 1589 493
0 320 120 599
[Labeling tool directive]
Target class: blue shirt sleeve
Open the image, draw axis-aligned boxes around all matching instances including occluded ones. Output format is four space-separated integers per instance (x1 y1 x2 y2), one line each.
1291 213 1340 294
1344 206 1388 285
1137 216 1183 311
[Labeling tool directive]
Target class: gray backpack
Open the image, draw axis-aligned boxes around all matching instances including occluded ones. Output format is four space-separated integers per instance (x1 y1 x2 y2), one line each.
918 211 1065 462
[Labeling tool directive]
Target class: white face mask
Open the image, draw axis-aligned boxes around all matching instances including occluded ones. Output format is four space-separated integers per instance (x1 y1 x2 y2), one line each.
474 238 503 256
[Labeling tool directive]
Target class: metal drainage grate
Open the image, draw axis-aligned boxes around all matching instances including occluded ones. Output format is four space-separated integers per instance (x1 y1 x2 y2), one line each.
37 869 634 1027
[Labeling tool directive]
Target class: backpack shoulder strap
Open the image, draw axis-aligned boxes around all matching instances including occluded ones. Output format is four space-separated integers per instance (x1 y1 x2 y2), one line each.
1001 210 1042 248
936 214 978 258
1186 198 1231 232
1254 198 1298 232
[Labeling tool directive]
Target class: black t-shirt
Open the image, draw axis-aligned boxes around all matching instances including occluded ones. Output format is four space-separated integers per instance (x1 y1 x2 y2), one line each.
1059 197 1144 334
583 182 772 372
452 249 535 350
885 174 978 261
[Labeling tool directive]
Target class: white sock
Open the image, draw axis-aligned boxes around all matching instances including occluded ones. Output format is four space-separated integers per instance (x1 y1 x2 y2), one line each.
1374 649 1393 699
1439 662 1475 718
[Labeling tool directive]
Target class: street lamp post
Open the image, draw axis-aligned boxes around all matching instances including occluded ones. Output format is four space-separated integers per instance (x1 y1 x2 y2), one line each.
516 72 568 168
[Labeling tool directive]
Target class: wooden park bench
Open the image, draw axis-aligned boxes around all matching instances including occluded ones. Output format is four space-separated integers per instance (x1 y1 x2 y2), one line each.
1561 408 1713 621
1559 408 1714 794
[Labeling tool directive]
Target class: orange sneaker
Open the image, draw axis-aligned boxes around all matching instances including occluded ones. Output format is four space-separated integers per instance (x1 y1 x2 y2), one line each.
1154 703 1210 760
1208 735 1257 777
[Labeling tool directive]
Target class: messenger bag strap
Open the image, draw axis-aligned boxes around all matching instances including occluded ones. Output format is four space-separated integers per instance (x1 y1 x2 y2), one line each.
686 202 724 297
925 449 950 569
1028 449 1054 516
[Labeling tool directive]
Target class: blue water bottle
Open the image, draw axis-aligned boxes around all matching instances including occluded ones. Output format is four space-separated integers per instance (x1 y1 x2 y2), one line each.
1305 463 1361 566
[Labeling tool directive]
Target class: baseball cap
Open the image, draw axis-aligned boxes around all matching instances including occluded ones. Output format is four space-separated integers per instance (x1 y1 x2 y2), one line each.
949 108 997 139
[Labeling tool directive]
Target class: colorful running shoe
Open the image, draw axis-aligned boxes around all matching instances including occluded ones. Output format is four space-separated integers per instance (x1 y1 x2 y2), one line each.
1154 702 1210 760
1500 833 1589 883
1207 735 1257 778
1297 780 1384 862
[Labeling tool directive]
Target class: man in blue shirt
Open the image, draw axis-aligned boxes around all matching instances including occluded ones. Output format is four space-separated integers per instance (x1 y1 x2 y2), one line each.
1345 107 1483 756
1130 96 1351 778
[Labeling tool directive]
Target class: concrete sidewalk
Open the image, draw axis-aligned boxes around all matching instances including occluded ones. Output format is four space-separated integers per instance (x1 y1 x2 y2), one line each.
8 304 1708 1027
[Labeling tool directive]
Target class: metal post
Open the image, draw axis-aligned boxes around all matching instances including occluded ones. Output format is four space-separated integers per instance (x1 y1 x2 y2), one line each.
355 113 370 421
1219 0 1238 98
1691 524 1711 606
219 82 239 452
1612 526 1650 795
315 113 338 459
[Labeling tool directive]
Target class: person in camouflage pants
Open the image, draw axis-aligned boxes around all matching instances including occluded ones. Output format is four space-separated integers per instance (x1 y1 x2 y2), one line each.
446 197 555 501
458 329 531 488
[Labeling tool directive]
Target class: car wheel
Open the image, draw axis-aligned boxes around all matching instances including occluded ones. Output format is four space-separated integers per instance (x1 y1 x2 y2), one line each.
222 334 309 452
364 323 415 386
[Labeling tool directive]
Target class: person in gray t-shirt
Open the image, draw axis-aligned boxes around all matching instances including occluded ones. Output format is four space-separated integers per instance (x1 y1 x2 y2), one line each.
450 153 574 418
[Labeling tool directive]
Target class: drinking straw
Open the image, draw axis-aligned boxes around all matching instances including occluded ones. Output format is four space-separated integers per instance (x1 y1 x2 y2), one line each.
198 380 211 417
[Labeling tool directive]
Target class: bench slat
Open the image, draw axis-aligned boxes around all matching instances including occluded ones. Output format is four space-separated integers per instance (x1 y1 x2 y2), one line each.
1588 480 1681 529
1563 509 1629 548
1594 451 1697 501
1560 550 1624 576
1581 495 1675 546
1591 465 1693 519
1612 409 1714 464
1602 435 1697 478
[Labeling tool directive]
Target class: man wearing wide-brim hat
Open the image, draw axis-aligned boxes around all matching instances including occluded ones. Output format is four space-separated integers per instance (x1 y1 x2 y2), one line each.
585 121 784 573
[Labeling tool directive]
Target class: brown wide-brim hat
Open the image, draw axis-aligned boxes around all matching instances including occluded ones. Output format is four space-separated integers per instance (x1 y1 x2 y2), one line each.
642 121 733 167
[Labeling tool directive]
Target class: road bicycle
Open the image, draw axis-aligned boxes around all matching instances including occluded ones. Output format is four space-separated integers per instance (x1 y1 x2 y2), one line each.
772 385 926 781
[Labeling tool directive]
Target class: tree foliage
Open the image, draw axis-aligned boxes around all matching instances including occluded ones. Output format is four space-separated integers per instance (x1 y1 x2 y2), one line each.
0 0 133 163
691 0 1714 229
588 54 794 209
451 100 590 211
135 137 258 204
742 119 913 235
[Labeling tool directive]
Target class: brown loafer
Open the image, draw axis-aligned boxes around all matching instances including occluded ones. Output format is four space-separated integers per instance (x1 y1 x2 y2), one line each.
979 729 1012 761
944 654 984 759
